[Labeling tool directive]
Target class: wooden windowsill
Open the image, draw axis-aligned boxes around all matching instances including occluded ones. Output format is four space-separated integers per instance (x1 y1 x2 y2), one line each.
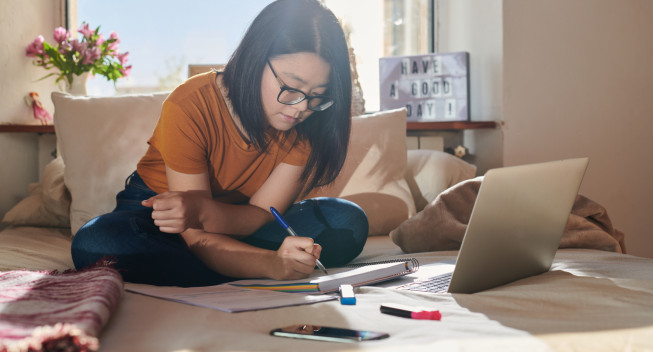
406 121 497 131
0 124 55 133
0 121 497 134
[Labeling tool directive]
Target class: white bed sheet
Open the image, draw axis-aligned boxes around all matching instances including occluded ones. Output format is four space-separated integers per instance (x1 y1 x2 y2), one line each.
1 227 652 351
0 225 73 272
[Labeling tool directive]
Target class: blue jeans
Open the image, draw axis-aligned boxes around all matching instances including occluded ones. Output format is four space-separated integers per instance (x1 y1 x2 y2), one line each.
71 172 369 287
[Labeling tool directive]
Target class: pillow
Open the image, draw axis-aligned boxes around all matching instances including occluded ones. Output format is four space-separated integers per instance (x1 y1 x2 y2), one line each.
1 156 71 228
52 91 169 235
405 149 477 212
304 108 415 236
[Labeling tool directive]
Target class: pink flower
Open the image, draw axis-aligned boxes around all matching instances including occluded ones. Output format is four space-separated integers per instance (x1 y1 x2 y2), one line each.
58 41 73 55
53 27 69 44
96 34 106 47
70 39 83 53
107 32 120 52
116 52 129 66
26 35 45 57
78 23 94 39
120 65 132 78
82 47 102 65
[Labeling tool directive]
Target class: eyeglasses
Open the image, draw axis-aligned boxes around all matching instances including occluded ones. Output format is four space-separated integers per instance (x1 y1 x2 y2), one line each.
267 59 334 112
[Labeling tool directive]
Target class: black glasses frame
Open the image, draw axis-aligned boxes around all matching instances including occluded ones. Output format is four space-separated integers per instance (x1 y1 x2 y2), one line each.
266 59 334 112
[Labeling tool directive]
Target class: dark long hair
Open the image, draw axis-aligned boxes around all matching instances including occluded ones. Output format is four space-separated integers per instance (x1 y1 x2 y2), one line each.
222 0 352 194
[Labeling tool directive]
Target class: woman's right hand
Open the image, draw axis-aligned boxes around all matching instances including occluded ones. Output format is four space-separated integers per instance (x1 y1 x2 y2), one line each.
270 236 323 280
142 190 210 234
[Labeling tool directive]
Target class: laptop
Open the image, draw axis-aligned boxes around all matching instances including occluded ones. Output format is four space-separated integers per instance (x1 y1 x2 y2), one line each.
396 157 589 294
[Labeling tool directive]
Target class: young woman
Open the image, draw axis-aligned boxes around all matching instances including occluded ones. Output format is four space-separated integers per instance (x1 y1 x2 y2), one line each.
71 0 368 287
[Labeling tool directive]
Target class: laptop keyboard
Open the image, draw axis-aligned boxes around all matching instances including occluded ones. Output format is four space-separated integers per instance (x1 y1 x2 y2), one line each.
396 272 453 294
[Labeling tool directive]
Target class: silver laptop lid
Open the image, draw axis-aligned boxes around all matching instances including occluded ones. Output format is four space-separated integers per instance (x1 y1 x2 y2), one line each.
447 157 589 294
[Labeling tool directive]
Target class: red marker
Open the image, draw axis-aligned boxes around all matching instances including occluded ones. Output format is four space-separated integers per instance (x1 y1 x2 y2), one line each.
380 303 441 321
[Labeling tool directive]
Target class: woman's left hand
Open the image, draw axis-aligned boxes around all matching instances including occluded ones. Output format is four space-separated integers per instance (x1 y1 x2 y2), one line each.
142 190 210 233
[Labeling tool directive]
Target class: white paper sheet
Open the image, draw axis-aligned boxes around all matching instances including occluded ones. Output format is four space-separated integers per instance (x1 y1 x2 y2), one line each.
125 282 336 313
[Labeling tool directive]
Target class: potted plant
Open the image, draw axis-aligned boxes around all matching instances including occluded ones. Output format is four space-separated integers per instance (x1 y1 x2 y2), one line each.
26 22 131 94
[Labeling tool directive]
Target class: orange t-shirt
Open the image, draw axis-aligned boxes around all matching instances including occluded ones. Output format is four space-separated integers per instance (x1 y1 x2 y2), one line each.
137 71 310 204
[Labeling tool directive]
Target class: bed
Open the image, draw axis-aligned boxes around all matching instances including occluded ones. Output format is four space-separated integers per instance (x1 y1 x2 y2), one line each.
2 227 653 351
2 91 652 351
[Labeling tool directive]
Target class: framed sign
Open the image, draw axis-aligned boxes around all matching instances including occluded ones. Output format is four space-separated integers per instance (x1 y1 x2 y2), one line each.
379 52 470 121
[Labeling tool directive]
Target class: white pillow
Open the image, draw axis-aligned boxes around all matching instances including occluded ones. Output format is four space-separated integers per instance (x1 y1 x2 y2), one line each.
1 156 71 228
305 108 415 236
52 91 169 235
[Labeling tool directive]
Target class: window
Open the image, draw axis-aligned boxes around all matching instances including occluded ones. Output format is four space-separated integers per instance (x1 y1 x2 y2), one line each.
72 0 433 112
324 0 433 111
73 0 274 96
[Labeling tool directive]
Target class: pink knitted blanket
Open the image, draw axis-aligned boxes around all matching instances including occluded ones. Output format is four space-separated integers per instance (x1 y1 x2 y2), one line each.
0 266 123 352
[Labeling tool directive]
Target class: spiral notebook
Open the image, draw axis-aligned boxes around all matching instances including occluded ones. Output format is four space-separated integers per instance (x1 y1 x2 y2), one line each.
229 258 419 293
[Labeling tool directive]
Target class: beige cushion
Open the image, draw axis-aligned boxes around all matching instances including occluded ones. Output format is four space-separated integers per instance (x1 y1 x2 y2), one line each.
305 108 415 235
52 91 168 235
1 156 71 228
405 149 477 212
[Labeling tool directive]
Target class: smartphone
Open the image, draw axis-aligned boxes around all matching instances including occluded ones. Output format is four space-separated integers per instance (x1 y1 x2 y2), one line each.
270 324 389 343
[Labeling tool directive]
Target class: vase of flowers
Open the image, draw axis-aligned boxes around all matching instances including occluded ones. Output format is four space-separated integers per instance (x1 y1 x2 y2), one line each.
26 22 131 95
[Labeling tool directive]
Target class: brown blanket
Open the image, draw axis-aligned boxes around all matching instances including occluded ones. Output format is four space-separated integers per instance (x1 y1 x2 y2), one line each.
390 177 626 254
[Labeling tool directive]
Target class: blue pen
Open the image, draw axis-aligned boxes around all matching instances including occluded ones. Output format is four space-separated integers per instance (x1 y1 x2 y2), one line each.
270 207 328 275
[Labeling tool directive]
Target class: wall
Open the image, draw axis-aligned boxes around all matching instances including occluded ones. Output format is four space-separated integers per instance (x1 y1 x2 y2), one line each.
503 0 653 258
436 0 503 174
0 1 63 217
